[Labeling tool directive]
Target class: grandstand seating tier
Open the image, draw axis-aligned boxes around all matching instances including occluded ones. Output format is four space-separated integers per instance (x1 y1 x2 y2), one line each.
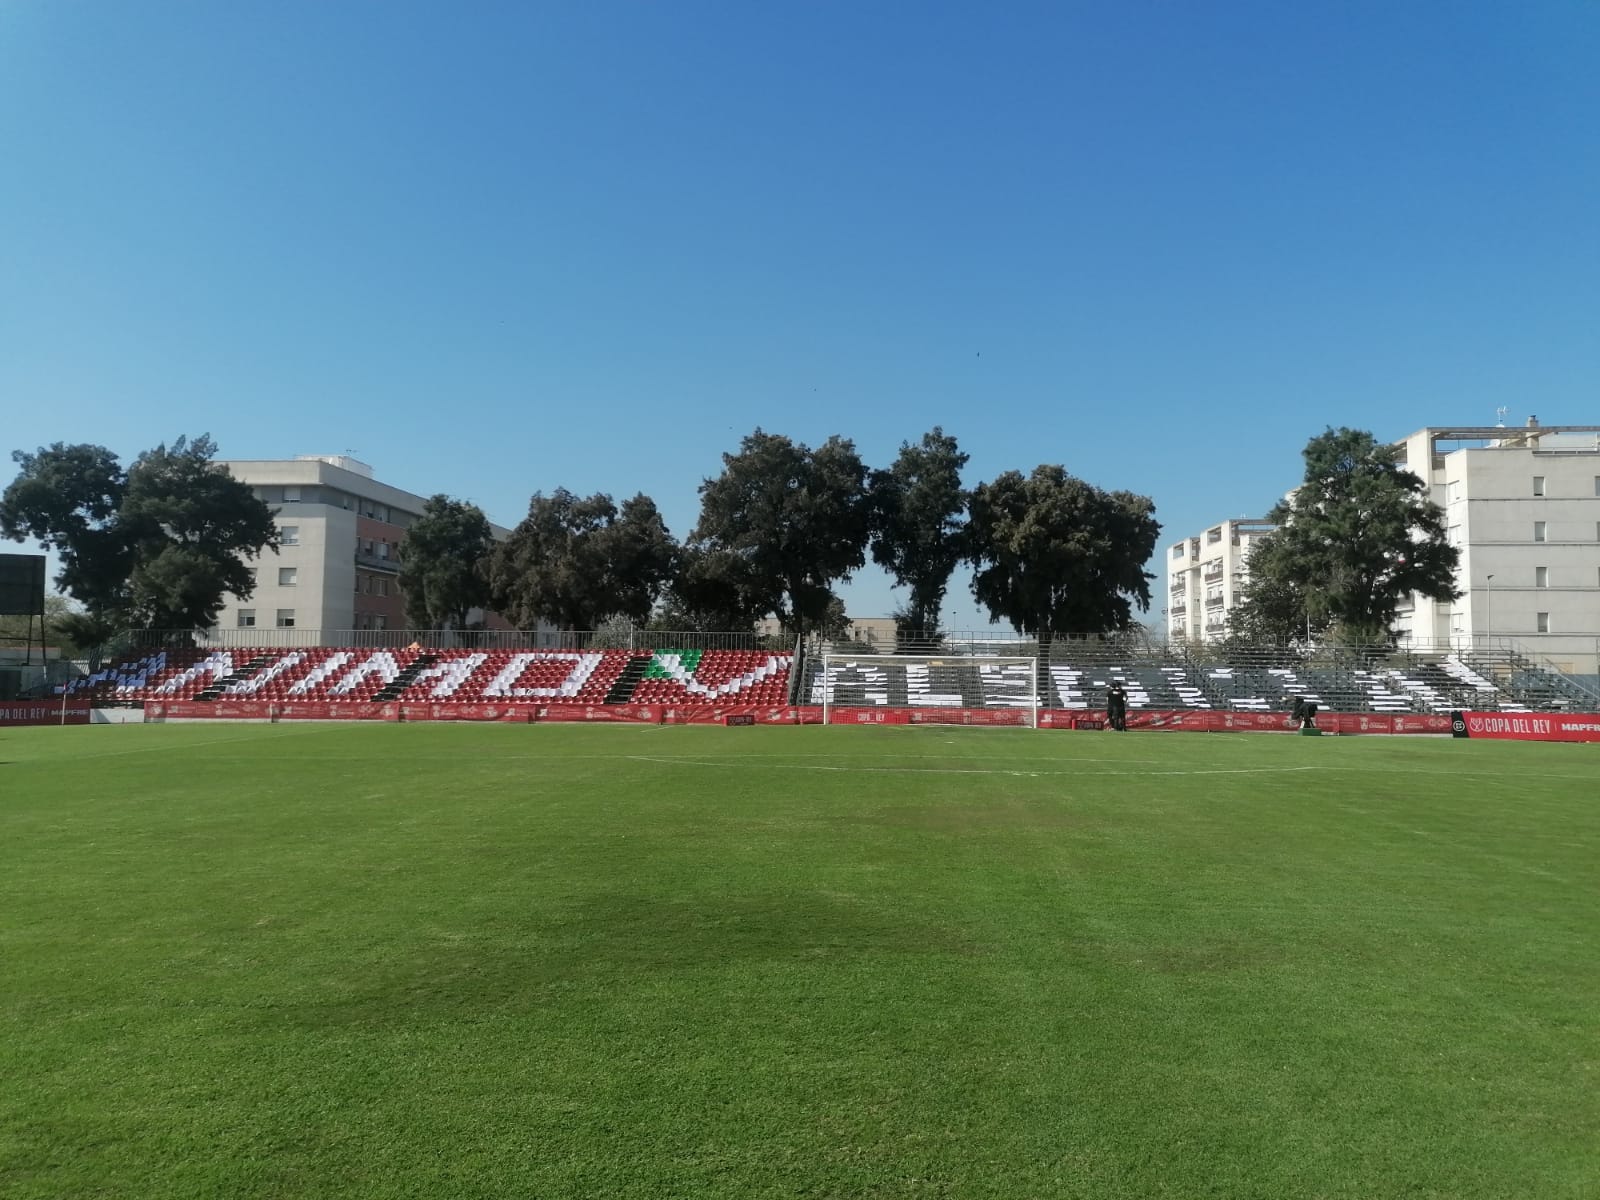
62 643 1589 715
63 648 793 707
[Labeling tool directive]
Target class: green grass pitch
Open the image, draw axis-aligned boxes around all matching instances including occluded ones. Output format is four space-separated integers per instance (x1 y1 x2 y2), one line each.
3 723 1597 1198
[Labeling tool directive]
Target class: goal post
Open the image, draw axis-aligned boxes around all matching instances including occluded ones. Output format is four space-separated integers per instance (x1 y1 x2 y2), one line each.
818 653 1040 728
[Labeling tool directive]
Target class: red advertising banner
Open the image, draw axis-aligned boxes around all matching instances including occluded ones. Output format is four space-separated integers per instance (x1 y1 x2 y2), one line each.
136 699 1459 736
535 704 663 724
1453 711 1600 743
0 700 92 726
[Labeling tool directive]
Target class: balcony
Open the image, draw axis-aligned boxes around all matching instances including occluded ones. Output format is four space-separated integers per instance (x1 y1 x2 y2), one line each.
355 551 401 573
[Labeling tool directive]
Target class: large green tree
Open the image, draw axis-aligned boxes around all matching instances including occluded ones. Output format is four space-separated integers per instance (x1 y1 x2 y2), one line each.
1223 534 1327 646
964 465 1161 644
693 430 872 638
488 489 676 631
1261 427 1459 644
652 545 771 634
398 495 495 631
868 426 968 636
0 443 131 618
1 435 277 634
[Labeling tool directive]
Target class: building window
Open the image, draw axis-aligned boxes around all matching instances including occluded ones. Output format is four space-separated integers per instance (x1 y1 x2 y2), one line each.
284 486 301 502
1536 612 1550 634
1447 524 1461 546
378 542 389 560
1535 566 1548 588
280 525 299 546
373 615 386 630
1207 526 1222 543
1533 521 1546 543
278 567 298 586
376 578 388 597
1531 476 1544 497
1594 476 1599 497
1172 544 1185 559
1445 480 1460 504
237 609 256 628
275 609 296 628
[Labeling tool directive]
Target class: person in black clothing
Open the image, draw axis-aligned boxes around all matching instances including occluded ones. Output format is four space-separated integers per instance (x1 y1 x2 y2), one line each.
1106 681 1128 732
1290 695 1319 731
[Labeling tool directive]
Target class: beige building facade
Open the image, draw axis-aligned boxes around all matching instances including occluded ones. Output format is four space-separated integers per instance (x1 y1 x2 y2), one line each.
1392 421 1600 675
1165 518 1276 643
213 455 512 642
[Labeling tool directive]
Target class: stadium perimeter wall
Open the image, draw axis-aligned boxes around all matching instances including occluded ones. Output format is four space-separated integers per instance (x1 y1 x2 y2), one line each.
7 701 1596 740
138 700 1461 735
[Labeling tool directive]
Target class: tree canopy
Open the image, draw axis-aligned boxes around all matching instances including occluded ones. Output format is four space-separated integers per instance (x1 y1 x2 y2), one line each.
1222 534 1327 646
1 435 277 634
868 427 968 635
398 495 495 631
1256 427 1459 644
692 430 872 637
0 442 131 617
965 465 1160 641
651 544 769 634
488 489 675 632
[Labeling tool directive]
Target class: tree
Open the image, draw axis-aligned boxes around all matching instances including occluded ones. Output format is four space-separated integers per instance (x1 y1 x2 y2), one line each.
964 465 1161 645
0 443 131 618
597 495 677 626
398 495 495 631
869 427 968 636
653 544 771 634
118 437 281 630
1223 534 1327 646
1 435 277 634
693 430 872 638
488 489 676 631
1262 427 1460 644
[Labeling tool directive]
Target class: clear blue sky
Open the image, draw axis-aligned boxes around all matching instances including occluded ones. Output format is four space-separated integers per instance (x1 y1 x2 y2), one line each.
3 1 1596 630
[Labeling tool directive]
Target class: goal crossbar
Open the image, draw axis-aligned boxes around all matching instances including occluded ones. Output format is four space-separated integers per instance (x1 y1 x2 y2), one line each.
818 653 1041 727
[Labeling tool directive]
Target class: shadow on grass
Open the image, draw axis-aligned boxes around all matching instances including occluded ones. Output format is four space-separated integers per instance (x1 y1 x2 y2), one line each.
269 889 976 1028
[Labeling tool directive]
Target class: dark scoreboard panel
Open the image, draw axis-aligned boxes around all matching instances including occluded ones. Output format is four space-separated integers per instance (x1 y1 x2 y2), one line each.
0 554 47 617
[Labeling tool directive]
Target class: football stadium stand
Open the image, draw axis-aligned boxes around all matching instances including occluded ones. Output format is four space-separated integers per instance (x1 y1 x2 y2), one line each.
56 637 1598 718
59 647 794 708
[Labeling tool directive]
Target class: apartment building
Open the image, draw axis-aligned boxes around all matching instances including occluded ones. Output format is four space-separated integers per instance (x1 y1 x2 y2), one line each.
213 455 507 639
1165 518 1276 643
1392 420 1600 675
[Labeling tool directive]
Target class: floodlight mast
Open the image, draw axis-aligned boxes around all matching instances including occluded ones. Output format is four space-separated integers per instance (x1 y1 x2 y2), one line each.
818 652 1040 728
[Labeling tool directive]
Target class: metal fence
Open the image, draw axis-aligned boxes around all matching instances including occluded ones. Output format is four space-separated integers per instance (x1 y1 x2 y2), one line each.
108 626 796 654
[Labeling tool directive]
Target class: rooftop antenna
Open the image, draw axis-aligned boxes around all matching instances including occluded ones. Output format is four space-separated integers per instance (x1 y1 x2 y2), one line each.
1494 407 1508 427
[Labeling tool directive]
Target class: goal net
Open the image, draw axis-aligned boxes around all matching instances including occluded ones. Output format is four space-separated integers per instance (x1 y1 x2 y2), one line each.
817 653 1040 727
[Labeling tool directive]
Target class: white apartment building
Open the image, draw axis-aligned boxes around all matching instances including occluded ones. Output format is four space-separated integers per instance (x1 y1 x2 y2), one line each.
213 455 509 641
1392 420 1600 676
1166 518 1276 643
